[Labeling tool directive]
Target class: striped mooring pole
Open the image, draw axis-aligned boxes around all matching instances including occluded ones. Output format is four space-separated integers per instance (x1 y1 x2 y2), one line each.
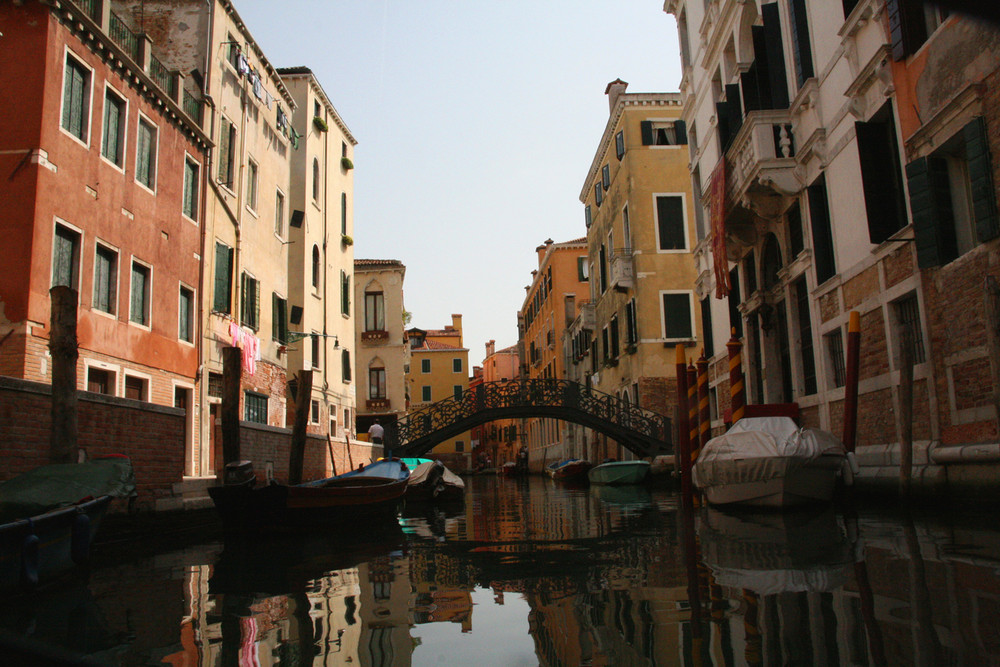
726 328 745 425
676 344 693 508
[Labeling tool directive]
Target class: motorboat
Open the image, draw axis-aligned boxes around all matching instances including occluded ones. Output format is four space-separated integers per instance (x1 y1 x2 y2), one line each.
545 458 593 483
406 460 465 503
692 417 850 508
587 460 650 485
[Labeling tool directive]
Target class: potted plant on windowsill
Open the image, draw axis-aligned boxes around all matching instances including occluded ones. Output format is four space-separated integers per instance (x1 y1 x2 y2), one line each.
341 156 354 170
313 116 328 132
341 234 353 247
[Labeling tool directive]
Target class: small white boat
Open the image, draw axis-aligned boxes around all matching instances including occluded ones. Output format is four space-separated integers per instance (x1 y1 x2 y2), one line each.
692 417 848 508
588 460 650 485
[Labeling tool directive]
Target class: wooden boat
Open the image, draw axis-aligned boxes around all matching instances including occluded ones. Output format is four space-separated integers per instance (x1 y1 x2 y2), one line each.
406 460 465 503
208 459 410 534
545 458 593 483
0 456 136 592
588 460 651 485
692 417 848 509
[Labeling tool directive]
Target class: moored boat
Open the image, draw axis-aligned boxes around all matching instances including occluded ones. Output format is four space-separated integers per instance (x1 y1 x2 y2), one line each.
692 417 849 509
587 460 651 485
545 458 593 483
208 459 410 535
0 456 136 592
406 460 465 503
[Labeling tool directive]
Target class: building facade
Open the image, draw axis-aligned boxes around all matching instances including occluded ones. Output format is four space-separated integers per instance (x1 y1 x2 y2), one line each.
665 0 1000 484
579 81 700 460
405 315 471 468
278 67 358 445
0 0 209 471
477 339 521 467
354 259 410 442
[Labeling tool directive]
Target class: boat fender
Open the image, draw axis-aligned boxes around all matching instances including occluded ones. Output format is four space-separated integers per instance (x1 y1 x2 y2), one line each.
71 511 92 565
841 453 857 487
21 530 40 589
847 451 860 475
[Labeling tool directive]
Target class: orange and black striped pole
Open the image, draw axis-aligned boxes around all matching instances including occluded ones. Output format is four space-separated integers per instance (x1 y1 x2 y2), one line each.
676 344 693 508
697 351 710 452
726 328 745 425
842 311 861 453
687 361 698 461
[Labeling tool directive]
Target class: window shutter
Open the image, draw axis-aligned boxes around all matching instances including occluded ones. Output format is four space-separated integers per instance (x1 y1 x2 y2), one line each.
674 120 688 145
656 195 685 250
272 293 279 341
663 294 693 339
886 0 927 62
214 243 231 312
700 296 714 358
183 162 194 217
788 0 814 87
725 84 743 141
761 3 789 109
716 101 732 153
130 264 144 323
102 99 116 160
964 117 1000 242
218 120 231 185
856 114 907 244
640 121 654 146
807 176 837 282
741 69 761 115
906 157 957 268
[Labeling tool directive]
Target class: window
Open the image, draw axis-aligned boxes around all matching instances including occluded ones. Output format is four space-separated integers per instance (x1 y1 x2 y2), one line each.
87 367 113 395
700 296 714 358
857 103 907 244
93 243 117 315
577 256 589 282
218 116 236 188
341 271 350 315
893 293 926 364
808 176 836 283
274 190 285 237
226 34 241 70
213 242 233 313
794 278 817 395
310 400 320 424
655 195 687 251
135 118 157 189
246 159 258 212
615 130 625 160
453 385 463 401
312 158 320 201
124 375 148 401
594 182 603 207
365 292 385 331
179 285 194 343
907 117 999 267
369 367 386 399
602 164 610 191
244 391 267 424
101 87 126 167
272 293 287 344
825 329 846 388
240 272 260 330
626 298 638 348
342 349 352 382
788 0 814 88
421 386 432 402
622 205 631 251
452 358 462 373
421 358 431 373
585 205 592 228
129 260 151 326
610 314 620 359
787 201 804 258
662 292 694 340
312 245 321 289
761 233 783 291
888 0 950 61
183 157 200 221
341 193 348 235
314 100 321 117
728 266 743 338
312 333 320 369
598 244 608 293
601 326 610 364
61 53 91 142
640 120 687 146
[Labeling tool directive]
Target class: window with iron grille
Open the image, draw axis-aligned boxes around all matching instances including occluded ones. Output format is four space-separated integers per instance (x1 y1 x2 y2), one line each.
893 294 926 364
825 329 846 388
244 391 267 424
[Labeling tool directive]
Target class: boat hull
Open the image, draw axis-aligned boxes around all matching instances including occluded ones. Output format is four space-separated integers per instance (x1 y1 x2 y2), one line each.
0 496 111 593
696 455 844 508
588 461 651 485
546 460 593 483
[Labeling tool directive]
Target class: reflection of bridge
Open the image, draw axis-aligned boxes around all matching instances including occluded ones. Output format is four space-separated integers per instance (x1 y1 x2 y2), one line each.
387 379 673 458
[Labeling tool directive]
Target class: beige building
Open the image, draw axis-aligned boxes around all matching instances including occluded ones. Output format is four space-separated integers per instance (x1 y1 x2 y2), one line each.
278 67 358 446
406 315 471 468
579 80 700 459
354 259 410 442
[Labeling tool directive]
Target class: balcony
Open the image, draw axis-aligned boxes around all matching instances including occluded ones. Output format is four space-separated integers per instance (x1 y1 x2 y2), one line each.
366 398 391 411
725 110 803 219
361 330 390 343
610 249 634 292
579 302 596 330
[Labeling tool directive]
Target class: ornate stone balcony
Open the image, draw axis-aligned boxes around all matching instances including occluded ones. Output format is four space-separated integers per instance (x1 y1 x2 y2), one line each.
610 249 634 292
725 109 802 219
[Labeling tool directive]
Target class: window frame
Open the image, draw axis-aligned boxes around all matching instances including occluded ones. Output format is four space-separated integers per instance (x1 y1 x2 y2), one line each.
134 113 158 192
178 283 195 344
421 358 431 374
217 115 236 190
246 157 259 215
660 290 696 342
59 49 93 147
369 366 386 400
240 271 260 331
615 130 625 160
51 220 83 292
213 241 234 314
653 193 690 253
453 358 463 373
182 154 201 223
128 257 152 329
244 391 268 424
92 241 119 317
274 188 286 240
100 83 128 171
365 291 385 331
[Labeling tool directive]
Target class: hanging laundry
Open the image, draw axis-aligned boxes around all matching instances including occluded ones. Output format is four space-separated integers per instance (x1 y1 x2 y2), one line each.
236 52 250 77
250 70 264 100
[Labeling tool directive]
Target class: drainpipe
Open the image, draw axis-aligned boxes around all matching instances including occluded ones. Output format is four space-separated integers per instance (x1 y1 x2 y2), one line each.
322 94 330 431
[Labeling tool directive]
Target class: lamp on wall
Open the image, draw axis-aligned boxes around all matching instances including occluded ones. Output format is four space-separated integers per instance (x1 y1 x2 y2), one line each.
287 331 340 349
758 302 775 334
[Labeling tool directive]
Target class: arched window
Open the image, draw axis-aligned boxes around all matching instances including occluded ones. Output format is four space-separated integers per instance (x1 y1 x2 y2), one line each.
312 158 320 201
312 245 321 289
761 233 783 291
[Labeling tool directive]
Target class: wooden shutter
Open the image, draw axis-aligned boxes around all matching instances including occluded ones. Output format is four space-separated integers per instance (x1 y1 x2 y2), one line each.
63 60 86 138
856 113 907 244
725 84 743 141
716 100 731 152
663 294 692 339
728 267 743 338
907 156 957 268
761 3 789 109
137 122 152 186
788 0 814 86
183 161 196 218
886 0 927 61
700 296 714 358
130 264 145 324
214 243 231 313
52 226 76 287
807 176 837 282
218 119 231 185
656 195 685 250
741 68 762 115
674 120 688 145
964 117 1000 242
640 120 654 146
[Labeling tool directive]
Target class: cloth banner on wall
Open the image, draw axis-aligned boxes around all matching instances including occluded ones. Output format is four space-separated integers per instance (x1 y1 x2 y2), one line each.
711 158 731 299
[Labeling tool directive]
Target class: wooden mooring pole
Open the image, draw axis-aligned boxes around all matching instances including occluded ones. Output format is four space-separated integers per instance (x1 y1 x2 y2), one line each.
289 369 312 485
842 311 861 453
49 286 78 464
221 346 242 468
675 344 693 509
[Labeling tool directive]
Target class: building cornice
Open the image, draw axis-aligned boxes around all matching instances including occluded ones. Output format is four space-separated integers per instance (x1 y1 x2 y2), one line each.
218 0 295 108
278 68 357 146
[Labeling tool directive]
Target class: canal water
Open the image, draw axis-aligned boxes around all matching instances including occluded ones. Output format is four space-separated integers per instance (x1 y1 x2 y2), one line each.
4 474 1000 665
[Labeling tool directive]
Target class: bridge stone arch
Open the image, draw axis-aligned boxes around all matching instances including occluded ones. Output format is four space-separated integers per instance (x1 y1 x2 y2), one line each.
386 379 673 459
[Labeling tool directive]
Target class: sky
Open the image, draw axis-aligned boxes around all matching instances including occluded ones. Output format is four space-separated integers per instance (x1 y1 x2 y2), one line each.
234 1 683 366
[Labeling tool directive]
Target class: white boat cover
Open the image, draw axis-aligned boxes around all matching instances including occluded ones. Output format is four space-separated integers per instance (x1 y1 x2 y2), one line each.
409 461 465 491
693 417 845 488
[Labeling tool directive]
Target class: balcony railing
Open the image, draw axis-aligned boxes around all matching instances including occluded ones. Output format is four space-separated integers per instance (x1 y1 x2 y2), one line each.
70 0 100 22
182 89 204 124
725 109 802 218
148 54 176 98
109 12 140 62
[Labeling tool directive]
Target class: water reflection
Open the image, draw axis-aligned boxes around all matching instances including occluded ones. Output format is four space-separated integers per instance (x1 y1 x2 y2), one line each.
4 476 1000 664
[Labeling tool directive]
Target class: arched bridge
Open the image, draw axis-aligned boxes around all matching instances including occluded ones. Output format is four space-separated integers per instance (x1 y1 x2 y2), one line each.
386 379 673 459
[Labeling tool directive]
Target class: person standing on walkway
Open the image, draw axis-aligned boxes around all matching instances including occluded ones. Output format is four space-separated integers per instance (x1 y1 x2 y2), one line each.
368 419 384 445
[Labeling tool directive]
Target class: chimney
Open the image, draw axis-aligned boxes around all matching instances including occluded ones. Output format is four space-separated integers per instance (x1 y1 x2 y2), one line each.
451 313 462 334
605 78 628 113
486 339 496 357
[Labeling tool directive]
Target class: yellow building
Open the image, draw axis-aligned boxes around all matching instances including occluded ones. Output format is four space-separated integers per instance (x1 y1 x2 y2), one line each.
406 315 471 469
579 80 701 459
518 238 589 467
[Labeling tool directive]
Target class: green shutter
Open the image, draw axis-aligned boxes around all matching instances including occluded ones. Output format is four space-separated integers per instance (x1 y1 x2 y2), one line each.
214 243 231 313
183 161 195 218
674 120 688 145
663 293 692 339
218 119 231 185
130 264 145 324
640 120 654 146
64 61 86 139
964 117 999 242
907 157 957 268
137 122 152 186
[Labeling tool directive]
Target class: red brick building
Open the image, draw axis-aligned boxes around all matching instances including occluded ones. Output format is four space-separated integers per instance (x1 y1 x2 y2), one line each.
0 1 210 463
